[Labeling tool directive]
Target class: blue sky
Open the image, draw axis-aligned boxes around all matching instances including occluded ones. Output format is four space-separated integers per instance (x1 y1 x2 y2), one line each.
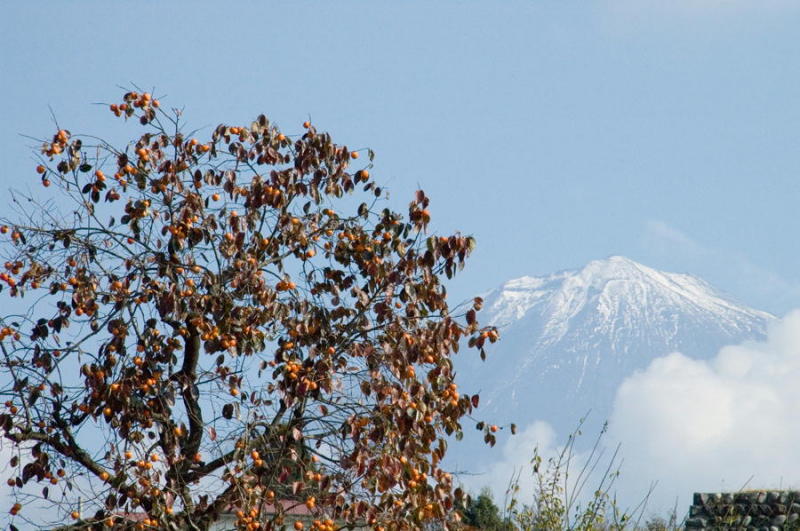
3 0 800 316
5 1 800 519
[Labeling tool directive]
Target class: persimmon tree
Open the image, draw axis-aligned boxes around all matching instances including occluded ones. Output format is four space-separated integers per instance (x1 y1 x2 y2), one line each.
0 90 500 530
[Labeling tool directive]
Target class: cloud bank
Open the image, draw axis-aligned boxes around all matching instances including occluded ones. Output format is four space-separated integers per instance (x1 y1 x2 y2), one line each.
480 310 800 519
608 310 800 512
643 219 800 316
464 420 623 522
471 421 559 501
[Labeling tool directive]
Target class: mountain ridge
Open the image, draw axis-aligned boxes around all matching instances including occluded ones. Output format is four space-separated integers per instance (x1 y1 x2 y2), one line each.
456 256 775 440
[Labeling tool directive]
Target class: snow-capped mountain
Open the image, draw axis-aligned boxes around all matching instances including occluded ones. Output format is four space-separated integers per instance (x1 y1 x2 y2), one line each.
457 256 776 439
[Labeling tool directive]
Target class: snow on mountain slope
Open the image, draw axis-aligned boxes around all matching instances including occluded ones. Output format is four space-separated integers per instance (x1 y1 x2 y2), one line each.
456 256 776 439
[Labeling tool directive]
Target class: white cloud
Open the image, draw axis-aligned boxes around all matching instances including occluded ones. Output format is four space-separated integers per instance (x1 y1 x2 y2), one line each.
470 421 560 502
643 220 708 259
607 310 800 513
478 311 800 521
462 420 627 524
642 219 800 315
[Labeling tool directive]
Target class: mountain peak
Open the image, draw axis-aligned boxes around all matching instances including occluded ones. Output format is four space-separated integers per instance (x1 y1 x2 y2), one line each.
587 254 641 268
582 254 652 276
575 255 660 287
458 257 776 437
490 256 772 329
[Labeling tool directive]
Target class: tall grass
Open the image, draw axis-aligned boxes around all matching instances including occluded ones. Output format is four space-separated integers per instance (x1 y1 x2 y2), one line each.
494 418 683 530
